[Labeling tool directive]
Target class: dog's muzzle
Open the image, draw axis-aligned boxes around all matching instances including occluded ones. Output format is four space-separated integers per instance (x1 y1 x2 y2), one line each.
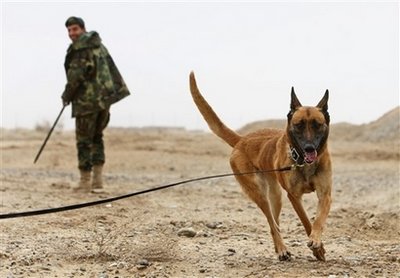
304 144 318 164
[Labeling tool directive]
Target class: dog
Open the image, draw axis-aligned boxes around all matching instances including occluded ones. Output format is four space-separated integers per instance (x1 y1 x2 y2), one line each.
189 72 332 261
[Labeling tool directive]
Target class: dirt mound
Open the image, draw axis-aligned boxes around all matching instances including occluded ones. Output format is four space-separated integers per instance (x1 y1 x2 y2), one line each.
330 106 399 143
361 106 400 142
238 119 286 134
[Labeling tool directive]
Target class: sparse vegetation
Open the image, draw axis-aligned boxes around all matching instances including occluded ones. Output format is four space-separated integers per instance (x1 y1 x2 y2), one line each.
34 120 64 133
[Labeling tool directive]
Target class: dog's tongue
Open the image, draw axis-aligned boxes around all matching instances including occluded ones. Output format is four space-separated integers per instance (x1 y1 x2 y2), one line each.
304 150 318 164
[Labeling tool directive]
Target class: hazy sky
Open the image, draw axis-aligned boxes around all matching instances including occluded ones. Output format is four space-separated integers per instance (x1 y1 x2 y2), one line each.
2 2 399 131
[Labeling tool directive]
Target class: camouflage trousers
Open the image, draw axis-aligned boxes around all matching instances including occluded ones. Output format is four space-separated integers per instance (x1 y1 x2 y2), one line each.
75 109 110 171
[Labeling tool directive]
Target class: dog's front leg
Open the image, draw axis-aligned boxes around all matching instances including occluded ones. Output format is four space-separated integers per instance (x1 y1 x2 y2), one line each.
287 187 331 261
287 193 312 236
308 185 332 261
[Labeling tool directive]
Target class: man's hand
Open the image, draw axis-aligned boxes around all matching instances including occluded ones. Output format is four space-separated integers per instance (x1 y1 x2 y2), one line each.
62 97 70 107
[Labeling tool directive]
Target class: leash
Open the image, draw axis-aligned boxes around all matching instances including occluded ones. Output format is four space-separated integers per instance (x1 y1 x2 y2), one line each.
0 165 294 220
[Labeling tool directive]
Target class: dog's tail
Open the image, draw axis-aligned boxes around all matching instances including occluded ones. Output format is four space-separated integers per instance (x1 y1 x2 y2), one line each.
189 72 241 148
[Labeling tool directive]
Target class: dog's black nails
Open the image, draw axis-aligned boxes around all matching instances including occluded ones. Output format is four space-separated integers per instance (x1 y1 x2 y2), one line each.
278 252 292 261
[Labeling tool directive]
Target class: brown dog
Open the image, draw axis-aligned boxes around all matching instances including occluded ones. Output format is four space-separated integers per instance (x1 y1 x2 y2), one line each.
189 72 332 261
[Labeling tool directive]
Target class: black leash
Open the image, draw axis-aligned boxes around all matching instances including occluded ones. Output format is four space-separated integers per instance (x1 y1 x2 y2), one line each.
0 165 293 220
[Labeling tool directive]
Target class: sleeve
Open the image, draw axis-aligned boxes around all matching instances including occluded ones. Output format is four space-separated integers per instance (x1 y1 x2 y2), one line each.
62 50 95 102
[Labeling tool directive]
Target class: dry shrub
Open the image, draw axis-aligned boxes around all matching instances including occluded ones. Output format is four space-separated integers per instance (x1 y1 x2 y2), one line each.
35 120 64 133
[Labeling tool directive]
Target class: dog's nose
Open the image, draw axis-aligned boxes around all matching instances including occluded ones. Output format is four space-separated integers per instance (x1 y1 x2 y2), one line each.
304 144 316 153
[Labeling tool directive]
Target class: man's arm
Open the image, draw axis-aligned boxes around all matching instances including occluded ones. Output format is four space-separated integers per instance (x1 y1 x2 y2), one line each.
62 51 94 104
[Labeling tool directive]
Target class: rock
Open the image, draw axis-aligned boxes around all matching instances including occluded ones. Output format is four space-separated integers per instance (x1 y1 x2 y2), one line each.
196 230 213 237
40 266 51 271
21 258 33 266
366 216 384 230
290 240 302 247
136 264 147 270
177 228 197 237
372 268 383 274
138 259 149 265
137 259 150 269
205 221 223 229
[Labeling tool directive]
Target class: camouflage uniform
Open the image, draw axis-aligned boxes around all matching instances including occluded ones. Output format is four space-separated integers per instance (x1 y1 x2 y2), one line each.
62 31 130 171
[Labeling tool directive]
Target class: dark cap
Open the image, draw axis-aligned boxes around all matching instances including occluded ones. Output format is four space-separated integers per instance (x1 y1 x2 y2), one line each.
65 16 85 28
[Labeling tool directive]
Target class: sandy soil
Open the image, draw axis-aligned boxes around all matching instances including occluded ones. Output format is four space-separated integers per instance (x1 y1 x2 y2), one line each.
1 111 399 277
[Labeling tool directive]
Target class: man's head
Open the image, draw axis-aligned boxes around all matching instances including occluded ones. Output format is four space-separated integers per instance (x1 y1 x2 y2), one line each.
65 16 86 42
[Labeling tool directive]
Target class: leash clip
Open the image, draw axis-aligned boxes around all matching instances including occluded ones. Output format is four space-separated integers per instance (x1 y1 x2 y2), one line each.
291 163 304 170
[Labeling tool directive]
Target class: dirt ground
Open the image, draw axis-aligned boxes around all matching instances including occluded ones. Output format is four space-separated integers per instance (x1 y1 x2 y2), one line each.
1 110 399 278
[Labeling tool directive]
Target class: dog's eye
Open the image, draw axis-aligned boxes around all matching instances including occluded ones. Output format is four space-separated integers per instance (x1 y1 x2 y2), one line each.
312 120 322 129
294 121 305 130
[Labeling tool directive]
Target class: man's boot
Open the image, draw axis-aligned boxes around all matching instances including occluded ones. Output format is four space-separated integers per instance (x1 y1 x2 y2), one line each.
92 164 105 193
73 170 91 193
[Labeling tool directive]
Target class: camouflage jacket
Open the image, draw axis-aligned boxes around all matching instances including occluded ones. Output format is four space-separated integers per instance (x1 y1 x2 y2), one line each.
62 31 130 117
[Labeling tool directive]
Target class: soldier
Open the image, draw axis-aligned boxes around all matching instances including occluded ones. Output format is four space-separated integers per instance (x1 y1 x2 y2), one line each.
62 16 130 193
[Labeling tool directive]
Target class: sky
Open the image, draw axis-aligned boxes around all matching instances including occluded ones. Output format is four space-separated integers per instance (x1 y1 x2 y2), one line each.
1 1 399 131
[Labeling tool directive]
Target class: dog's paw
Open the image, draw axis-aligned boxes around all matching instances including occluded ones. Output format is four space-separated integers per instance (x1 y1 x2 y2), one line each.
278 250 292 261
307 233 323 249
308 233 326 261
308 241 326 261
307 239 321 249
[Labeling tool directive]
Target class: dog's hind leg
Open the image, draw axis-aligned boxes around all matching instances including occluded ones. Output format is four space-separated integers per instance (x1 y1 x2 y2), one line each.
265 176 283 226
231 153 291 261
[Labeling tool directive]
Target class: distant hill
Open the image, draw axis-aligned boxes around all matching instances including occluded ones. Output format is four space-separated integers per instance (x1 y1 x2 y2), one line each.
331 106 399 142
360 106 399 142
238 119 286 135
238 106 400 143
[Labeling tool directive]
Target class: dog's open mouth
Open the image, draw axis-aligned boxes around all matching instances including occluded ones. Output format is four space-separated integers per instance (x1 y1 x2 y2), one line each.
304 150 318 164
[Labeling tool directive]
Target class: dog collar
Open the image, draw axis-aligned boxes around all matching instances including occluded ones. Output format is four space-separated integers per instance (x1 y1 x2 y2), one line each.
290 146 305 166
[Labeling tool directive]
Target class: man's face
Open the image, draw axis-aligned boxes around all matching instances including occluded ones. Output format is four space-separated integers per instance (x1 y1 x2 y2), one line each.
67 24 85 42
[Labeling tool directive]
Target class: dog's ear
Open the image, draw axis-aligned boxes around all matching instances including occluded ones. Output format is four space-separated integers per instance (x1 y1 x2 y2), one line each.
288 87 302 121
317 90 330 124
290 87 302 110
316 89 329 112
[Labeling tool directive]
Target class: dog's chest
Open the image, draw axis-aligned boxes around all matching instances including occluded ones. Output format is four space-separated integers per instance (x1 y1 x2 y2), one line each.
289 165 318 194
300 180 316 193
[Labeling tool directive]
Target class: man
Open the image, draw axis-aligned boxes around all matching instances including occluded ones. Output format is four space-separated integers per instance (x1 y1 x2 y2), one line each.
62 17 130 193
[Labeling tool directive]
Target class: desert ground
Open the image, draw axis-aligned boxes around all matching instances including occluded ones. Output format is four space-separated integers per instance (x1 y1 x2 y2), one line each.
1 107 399 278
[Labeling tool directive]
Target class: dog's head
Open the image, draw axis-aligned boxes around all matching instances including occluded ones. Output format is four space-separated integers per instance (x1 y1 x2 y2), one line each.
286 88 330 164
